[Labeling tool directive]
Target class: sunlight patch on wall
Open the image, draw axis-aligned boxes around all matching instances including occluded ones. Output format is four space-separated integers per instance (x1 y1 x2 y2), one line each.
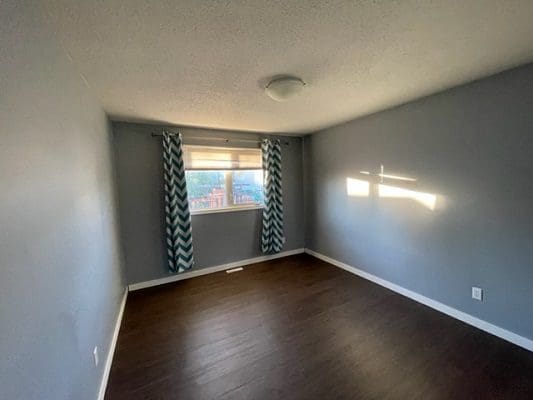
378 173 416 182
378 184 437 210
347 165 438 211
346 178 370 197
360 166 417 183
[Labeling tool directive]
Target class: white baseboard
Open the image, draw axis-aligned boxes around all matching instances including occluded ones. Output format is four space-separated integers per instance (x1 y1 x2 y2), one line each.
128 248 305 291
97 288 128 400
304 248 533 352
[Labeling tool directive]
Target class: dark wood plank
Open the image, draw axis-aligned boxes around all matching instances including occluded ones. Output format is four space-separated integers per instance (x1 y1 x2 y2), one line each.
105 254 533 400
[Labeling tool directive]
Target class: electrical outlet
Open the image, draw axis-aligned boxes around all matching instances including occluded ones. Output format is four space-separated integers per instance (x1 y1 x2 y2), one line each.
93 346 99 367
472 287 483 301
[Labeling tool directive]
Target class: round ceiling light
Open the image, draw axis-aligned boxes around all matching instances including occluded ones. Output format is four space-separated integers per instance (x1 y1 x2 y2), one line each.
265 76 305 102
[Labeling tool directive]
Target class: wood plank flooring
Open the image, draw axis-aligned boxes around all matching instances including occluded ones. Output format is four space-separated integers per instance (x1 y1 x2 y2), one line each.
105 254 533 400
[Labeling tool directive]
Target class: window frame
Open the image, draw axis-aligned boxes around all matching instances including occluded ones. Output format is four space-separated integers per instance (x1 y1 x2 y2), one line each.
184 146 265 215
190 203 264 216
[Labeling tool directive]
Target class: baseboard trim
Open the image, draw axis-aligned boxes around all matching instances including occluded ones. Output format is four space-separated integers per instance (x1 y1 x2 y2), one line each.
128 248 305 291
97 288 128 400
304 248 533 352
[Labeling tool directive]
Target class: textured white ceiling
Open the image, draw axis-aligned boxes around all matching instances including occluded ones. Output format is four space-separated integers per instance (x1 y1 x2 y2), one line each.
40 1 533 134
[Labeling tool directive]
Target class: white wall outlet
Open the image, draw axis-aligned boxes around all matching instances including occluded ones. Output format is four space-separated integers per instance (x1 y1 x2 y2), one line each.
472 287 483 301
93 346 99 367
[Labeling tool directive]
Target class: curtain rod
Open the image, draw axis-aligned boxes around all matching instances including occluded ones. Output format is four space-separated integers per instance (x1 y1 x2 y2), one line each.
151 132 290 145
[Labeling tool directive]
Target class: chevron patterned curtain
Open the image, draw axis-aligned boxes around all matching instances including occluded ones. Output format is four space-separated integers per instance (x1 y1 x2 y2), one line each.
162 132 194 273
261 138 284 254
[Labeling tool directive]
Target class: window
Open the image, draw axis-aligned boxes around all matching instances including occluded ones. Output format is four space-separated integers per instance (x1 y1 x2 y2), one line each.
183 145 264 213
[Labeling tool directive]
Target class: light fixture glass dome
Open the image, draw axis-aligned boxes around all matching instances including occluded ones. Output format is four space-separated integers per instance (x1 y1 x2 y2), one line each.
265 77 305 102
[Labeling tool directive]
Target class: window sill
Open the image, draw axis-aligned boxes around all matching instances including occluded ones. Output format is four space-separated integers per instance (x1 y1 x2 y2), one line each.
190 204 264 216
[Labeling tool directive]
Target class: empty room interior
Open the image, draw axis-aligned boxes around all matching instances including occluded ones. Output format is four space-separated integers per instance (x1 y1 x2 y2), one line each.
3 1 533 399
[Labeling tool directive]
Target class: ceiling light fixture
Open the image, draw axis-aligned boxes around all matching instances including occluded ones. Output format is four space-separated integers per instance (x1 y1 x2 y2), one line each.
265 76 305 102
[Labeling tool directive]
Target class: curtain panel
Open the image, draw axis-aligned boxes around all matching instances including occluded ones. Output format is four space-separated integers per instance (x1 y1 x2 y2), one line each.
162 132 194 272
261 138 284 254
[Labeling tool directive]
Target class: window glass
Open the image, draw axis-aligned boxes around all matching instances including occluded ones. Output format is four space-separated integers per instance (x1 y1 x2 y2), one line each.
186 170 227 210
232 170 264 205
185 168 264 212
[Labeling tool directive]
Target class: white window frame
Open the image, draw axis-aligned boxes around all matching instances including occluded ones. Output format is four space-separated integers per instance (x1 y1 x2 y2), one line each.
184 146 264 215
190 203 263 216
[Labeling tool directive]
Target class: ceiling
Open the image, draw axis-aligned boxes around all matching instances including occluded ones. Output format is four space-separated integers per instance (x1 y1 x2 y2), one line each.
40 1 533 134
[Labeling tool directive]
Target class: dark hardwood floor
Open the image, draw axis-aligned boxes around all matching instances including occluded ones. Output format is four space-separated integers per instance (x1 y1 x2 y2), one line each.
105 254 533 400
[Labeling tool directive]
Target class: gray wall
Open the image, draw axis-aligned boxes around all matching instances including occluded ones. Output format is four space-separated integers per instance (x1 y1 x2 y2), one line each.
304 64 533 341
0 2 126 399
113 122 305 284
